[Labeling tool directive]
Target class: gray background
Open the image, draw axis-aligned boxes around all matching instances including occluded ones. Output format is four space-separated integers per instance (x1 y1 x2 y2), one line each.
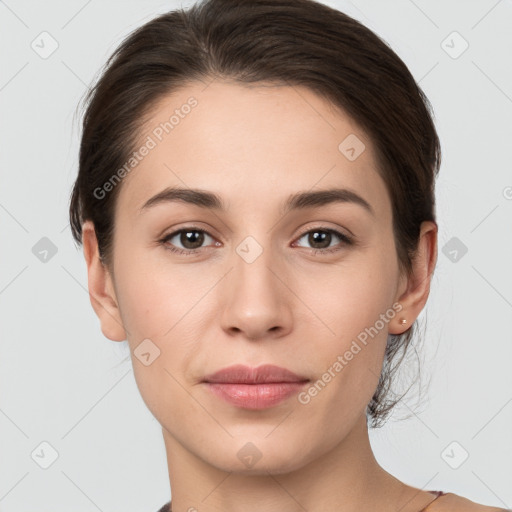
1 0 511 510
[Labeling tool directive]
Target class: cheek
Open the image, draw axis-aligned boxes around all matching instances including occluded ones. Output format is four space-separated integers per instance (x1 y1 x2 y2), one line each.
112 252 218 396
295 250 398 342
294 249 398 398
113 250 216 341
115 264 208 422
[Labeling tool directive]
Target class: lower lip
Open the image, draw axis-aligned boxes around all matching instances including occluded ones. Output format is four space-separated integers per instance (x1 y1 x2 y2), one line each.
204 382 308 410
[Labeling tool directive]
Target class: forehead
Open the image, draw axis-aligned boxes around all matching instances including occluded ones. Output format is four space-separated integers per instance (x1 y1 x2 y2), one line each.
115 79 391 221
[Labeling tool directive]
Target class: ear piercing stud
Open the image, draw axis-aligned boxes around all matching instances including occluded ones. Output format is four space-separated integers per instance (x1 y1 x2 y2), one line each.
400 318 407 325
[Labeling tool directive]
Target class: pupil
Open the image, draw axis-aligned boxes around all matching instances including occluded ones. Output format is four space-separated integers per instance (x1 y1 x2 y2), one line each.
310 231 330 249
182 230 204 249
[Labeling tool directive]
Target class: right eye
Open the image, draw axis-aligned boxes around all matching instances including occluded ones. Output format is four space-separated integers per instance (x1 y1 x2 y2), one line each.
159 227 218 255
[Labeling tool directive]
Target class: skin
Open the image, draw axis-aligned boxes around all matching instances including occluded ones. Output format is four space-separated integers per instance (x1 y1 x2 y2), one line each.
82 79 441 512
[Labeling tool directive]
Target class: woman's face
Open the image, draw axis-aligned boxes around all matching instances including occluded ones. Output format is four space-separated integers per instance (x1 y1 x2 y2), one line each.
91 80 412 473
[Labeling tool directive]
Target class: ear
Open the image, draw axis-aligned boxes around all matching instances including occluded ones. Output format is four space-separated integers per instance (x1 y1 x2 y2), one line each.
389 220 438 335
82 220 127 342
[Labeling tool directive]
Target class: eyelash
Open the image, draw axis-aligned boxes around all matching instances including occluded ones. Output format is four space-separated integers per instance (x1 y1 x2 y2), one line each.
158 226 353 257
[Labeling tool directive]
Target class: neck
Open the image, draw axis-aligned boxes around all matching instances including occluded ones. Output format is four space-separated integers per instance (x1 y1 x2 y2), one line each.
162 413 418 512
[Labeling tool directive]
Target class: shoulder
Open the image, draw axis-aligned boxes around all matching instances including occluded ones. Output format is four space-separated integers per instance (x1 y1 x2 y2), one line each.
432 492 509 511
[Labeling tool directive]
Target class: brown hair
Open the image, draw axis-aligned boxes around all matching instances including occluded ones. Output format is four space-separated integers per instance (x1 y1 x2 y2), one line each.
69 0 441 427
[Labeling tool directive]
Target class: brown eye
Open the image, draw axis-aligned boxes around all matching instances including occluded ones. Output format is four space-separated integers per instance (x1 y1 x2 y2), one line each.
177 230 205 249
161 228 216 254
294 228 353 254
306 230 332 249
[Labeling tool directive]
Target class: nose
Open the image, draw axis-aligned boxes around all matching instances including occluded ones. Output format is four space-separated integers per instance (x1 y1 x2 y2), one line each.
219 240 293 341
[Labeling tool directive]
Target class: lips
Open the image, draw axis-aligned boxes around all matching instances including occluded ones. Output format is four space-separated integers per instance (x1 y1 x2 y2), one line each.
202 364 309 410
202 364 309 384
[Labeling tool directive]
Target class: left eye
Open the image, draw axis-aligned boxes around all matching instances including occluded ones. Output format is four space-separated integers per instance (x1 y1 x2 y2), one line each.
293 228 352 252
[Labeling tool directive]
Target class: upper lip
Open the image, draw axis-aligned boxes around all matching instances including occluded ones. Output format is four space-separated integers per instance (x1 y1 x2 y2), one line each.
202 364 309 384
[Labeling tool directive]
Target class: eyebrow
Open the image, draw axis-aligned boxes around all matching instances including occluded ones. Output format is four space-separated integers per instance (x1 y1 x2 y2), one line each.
139 186 374 217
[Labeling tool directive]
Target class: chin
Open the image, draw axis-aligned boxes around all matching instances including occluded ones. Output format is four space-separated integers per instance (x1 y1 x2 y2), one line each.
199 435 316 476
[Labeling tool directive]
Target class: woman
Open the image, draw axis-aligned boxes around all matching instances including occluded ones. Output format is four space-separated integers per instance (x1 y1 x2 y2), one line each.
68 0 509 510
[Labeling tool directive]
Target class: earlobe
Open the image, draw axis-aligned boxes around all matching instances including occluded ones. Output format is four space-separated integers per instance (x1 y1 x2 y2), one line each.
82 220 127 342
389 221 438 335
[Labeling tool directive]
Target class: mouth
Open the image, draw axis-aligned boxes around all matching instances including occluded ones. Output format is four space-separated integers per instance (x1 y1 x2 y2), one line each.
202 364 310 410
